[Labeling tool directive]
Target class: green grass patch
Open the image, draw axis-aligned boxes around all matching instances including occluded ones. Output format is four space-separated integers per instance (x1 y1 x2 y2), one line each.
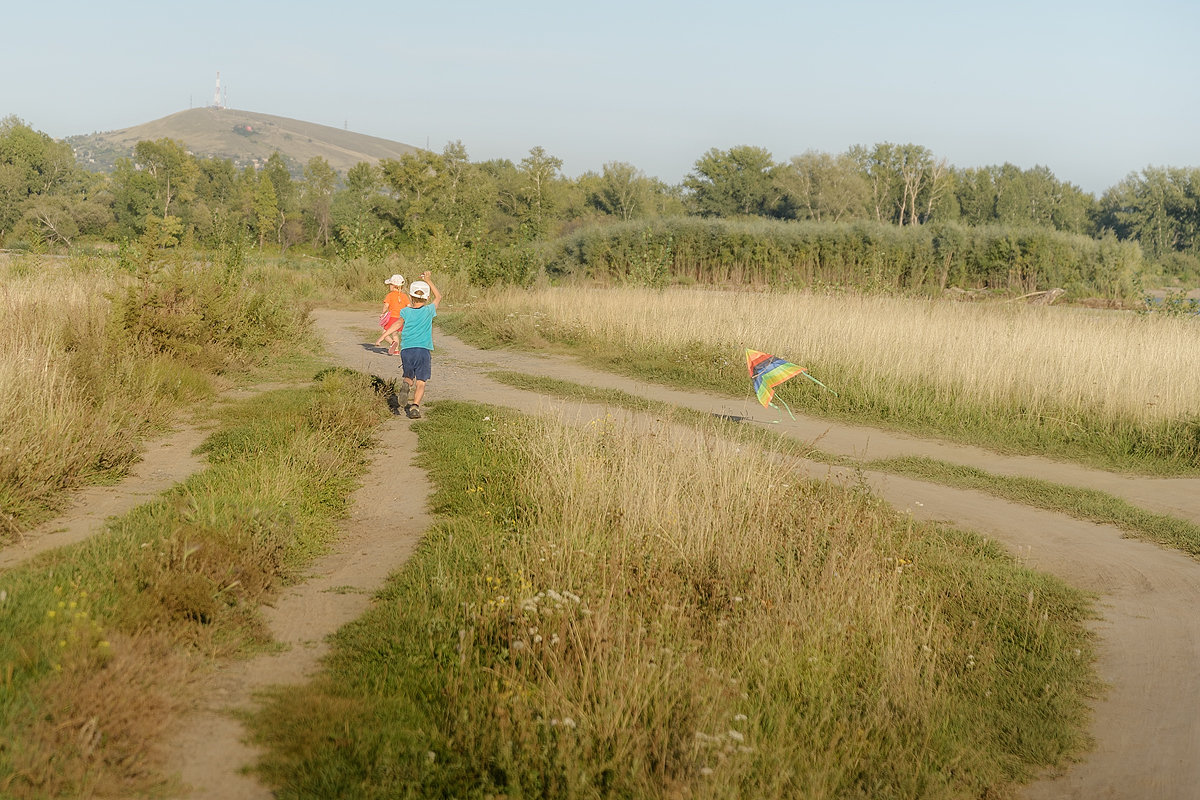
439 311 1200 476
491 370 1200 562
870 455 1200 558
246 401 1097 799
0 368 392 799
488 369 676 414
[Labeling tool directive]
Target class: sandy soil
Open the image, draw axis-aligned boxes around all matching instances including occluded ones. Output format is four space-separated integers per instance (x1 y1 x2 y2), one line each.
9 308 1199 798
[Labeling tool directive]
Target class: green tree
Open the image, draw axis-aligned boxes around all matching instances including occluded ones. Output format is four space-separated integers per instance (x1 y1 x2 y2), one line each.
331 161 391 254
253 172 279 249
301 156 337 248
684 145 779 217
953 166 999 226
954 163 1096 234
849 142 946 226
16 195 80 246
379 149 447 237
0 116 82 241
478 158 524 241
1097 166 1200 260
436 140 497 244
133 138 199 219
263 152 300 249
517 145 564 239
776 150 870 222
109 157 158 238
192 157 239 243
263 152 297 212
589 161 655 220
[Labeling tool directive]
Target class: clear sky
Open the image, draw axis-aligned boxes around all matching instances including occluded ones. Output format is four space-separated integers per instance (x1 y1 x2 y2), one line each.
3 0 1196 195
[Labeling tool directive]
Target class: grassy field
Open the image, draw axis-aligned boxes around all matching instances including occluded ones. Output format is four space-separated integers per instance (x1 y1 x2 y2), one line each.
0 253 208 540
1 252 1111 798
246 402 1096 800
485 370 1200 560
0 371 391 798
442 286 1200 474
0 247 319 542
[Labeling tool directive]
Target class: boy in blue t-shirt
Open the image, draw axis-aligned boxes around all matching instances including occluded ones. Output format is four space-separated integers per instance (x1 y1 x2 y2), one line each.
395 271 442 419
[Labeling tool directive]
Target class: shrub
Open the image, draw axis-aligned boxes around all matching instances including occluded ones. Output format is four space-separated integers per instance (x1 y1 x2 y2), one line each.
547 217 1149 299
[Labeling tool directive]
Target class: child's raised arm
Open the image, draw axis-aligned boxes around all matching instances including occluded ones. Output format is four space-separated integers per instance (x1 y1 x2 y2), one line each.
422 271 442 306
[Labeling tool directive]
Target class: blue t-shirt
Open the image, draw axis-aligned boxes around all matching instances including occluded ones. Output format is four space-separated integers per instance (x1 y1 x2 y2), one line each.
398 303 436 350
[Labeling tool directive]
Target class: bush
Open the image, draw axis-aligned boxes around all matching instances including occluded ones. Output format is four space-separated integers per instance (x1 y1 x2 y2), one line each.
469 244 541 288
108 240 308 372
547 217 1149 299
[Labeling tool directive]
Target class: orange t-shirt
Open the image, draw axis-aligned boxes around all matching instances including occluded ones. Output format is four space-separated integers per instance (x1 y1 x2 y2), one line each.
385 289 409 317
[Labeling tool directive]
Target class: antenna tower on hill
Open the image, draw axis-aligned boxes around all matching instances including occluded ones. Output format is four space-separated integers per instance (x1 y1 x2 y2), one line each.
212 72 224 109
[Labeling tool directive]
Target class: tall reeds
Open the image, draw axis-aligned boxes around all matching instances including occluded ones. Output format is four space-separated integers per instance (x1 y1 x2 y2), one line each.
453 286 1200 469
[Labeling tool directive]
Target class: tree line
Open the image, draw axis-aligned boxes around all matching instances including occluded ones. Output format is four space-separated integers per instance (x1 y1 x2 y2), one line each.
2 115 1197 284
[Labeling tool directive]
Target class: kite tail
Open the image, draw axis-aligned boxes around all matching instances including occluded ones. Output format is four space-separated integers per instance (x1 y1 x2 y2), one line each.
802 371 839 397
771 398 798 421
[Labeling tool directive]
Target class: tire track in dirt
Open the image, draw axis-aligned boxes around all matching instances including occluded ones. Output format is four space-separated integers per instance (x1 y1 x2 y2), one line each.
156 310 1200 799
161 416 428 799
0 384 288 571
307 308 1200 800
0 424 210 570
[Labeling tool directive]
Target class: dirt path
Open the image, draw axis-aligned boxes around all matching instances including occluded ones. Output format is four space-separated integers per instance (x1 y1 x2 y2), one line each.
0 383 287 571
308 309 1200 799
32 309 1197 798
0 425 209 570
161 417 429 799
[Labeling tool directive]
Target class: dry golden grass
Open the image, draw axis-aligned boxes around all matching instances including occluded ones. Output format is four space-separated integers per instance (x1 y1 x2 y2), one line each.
248 404 1094 798
3 631 190 800
0 270 120 533
0 258 214 539
498 411 1092 796
474 286 1200 427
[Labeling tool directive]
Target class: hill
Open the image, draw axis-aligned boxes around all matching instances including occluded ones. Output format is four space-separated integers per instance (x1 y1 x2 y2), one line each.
66 107 422 176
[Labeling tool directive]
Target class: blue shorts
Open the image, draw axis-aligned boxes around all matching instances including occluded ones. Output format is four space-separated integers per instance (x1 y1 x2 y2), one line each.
400 347 432 382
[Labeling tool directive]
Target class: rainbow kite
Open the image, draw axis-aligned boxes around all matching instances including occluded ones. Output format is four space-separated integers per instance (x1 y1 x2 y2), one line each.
745 349 837 416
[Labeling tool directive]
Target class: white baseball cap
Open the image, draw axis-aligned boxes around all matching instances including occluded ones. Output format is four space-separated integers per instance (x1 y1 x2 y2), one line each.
409 280 430 299
384 274 405 286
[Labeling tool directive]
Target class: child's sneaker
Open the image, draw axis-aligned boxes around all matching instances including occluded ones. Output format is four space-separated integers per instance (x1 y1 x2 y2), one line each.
405 404 422 419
